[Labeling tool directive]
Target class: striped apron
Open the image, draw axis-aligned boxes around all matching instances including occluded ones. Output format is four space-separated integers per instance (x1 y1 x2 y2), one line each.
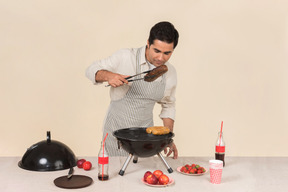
103 49 166 156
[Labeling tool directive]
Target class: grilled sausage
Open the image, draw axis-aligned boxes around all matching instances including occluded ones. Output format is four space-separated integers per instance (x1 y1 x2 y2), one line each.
144 65 168 82
146 127 153 134
146 126 170 135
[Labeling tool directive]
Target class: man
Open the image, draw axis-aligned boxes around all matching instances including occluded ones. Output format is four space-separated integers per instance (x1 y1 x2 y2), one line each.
86 21 179 159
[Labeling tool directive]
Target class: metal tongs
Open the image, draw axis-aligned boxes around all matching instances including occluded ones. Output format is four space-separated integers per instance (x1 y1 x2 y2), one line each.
105 69 152 87
125 69 152 81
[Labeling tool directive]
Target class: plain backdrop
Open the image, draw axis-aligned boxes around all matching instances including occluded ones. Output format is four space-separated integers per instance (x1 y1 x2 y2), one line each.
1 0 287 157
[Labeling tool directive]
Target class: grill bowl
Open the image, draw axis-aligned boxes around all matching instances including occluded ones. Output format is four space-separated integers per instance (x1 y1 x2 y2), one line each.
113 127 174 157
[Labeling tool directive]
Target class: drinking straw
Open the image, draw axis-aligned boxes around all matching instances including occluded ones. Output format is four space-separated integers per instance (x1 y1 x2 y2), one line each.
101 133 108 180
219 121 223 146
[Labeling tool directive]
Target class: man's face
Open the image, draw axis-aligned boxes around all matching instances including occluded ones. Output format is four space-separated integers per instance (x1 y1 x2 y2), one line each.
145 39 174 67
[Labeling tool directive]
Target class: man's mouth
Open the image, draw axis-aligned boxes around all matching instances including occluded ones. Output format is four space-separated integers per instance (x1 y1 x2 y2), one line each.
155 61 164 65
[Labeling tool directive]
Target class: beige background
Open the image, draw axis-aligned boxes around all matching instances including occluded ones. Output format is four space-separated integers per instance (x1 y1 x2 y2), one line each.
1 0 287 157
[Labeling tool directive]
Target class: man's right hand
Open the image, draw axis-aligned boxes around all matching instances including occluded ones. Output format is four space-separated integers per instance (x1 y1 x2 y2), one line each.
96 70 130 87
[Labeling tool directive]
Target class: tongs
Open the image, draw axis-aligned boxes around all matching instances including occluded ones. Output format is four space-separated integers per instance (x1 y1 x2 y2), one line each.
105 69 152 87
125 69 151 81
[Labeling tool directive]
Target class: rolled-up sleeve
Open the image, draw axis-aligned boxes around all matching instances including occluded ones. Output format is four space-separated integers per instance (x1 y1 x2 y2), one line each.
85 51 123 84
158 64 177 121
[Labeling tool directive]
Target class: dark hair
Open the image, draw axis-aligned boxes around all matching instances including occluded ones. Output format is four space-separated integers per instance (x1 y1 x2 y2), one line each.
148 21 179 49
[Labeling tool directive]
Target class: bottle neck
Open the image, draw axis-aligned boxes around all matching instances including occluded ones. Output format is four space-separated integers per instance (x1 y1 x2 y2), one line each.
216 132 224 146
99 141 108 157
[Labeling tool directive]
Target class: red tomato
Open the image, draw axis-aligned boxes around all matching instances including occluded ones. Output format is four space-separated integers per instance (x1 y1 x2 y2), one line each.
158 174 169 185
143 171 153 181
83 161 92 170
76 159 86 168
153 170 163 179
146 174 158 185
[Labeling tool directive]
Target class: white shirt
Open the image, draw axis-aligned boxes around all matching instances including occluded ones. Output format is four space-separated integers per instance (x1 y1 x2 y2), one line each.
85 46 177 120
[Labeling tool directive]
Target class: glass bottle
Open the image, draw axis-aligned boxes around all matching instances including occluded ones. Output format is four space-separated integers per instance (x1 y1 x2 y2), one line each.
215 132 225 167
98 141 109 180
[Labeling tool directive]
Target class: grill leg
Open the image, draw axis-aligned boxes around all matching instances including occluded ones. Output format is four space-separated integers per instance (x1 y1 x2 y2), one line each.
133 156 138 163
119 154 133 176
157 152 173 173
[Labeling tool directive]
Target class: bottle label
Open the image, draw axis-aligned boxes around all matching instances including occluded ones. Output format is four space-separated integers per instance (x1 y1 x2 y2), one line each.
215 146 225 153
98 157 109 164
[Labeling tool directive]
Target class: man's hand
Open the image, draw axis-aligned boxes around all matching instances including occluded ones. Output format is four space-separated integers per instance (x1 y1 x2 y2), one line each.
96 70 130 87
107 73 130 87
164 142 178 159
162 118 177 159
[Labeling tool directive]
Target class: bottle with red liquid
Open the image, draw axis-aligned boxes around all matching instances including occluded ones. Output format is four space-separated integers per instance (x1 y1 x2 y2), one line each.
215 131 225 167
98 141 109 181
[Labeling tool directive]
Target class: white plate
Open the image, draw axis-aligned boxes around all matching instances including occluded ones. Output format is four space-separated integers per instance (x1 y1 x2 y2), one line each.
141 177 174 187
177 166 207 176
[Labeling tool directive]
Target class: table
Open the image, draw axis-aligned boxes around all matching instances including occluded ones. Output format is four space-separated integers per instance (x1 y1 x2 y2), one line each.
0 156 288 192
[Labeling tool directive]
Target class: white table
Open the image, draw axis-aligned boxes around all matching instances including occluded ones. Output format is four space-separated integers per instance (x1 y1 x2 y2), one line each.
0 156 287 192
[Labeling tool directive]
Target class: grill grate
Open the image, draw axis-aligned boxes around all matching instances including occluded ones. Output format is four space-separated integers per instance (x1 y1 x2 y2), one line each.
113 127 174 141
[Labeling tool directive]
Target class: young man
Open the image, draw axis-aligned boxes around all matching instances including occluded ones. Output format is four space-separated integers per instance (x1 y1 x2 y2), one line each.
86 21 179 159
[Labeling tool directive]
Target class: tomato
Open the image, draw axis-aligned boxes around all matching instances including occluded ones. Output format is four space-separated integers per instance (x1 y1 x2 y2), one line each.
76 159 86 168
146 174 158 184
83 161 92 170
158 174 169 185
143 171 153 181
153 170 163 179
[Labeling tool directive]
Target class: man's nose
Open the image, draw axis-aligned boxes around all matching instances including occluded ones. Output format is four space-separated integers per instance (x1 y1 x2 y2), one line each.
158 53 164 61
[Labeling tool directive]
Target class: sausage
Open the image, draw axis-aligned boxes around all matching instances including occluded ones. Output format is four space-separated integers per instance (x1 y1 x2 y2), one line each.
146 126 170 135
146 127 153 134
152 128 170 135
144 65 168 82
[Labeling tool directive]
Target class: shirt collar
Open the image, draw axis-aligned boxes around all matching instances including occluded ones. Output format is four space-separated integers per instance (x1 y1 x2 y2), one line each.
139 46 156 69
138 46 147 65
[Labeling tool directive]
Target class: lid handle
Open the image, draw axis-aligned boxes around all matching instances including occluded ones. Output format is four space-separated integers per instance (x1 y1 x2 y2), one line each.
47 131 51 143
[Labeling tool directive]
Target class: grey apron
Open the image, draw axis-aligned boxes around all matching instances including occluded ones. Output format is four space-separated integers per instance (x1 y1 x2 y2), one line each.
103 49 166 156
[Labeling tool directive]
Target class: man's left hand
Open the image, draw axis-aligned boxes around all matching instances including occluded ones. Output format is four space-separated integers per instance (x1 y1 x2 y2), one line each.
164 142 178 159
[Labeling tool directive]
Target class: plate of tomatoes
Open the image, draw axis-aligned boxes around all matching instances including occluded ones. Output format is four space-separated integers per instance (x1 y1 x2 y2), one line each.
177 164 207 176
142 170 174 187
141 177 174 187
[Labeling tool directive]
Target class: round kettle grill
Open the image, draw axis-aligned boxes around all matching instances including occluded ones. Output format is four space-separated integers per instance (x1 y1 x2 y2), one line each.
113 127 174 176
18 131 77 171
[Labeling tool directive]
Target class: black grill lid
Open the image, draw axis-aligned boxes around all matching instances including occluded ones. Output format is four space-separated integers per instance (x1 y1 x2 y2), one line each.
18 131 77 171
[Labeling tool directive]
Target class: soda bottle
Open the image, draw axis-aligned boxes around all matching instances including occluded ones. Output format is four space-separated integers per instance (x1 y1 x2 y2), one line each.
215 131 225 167
98 141 109 180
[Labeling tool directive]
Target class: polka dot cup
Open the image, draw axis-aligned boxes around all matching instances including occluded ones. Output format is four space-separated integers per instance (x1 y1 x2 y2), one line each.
209 160 223 184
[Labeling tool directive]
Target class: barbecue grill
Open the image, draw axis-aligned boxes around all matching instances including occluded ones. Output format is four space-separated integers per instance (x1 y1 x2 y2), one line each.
113 127 174 176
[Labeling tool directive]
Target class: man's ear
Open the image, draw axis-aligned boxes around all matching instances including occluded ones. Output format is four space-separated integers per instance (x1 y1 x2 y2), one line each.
146 40 150 48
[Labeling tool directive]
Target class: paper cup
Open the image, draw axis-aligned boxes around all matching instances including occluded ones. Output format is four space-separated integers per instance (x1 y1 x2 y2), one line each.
209 160 223 184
